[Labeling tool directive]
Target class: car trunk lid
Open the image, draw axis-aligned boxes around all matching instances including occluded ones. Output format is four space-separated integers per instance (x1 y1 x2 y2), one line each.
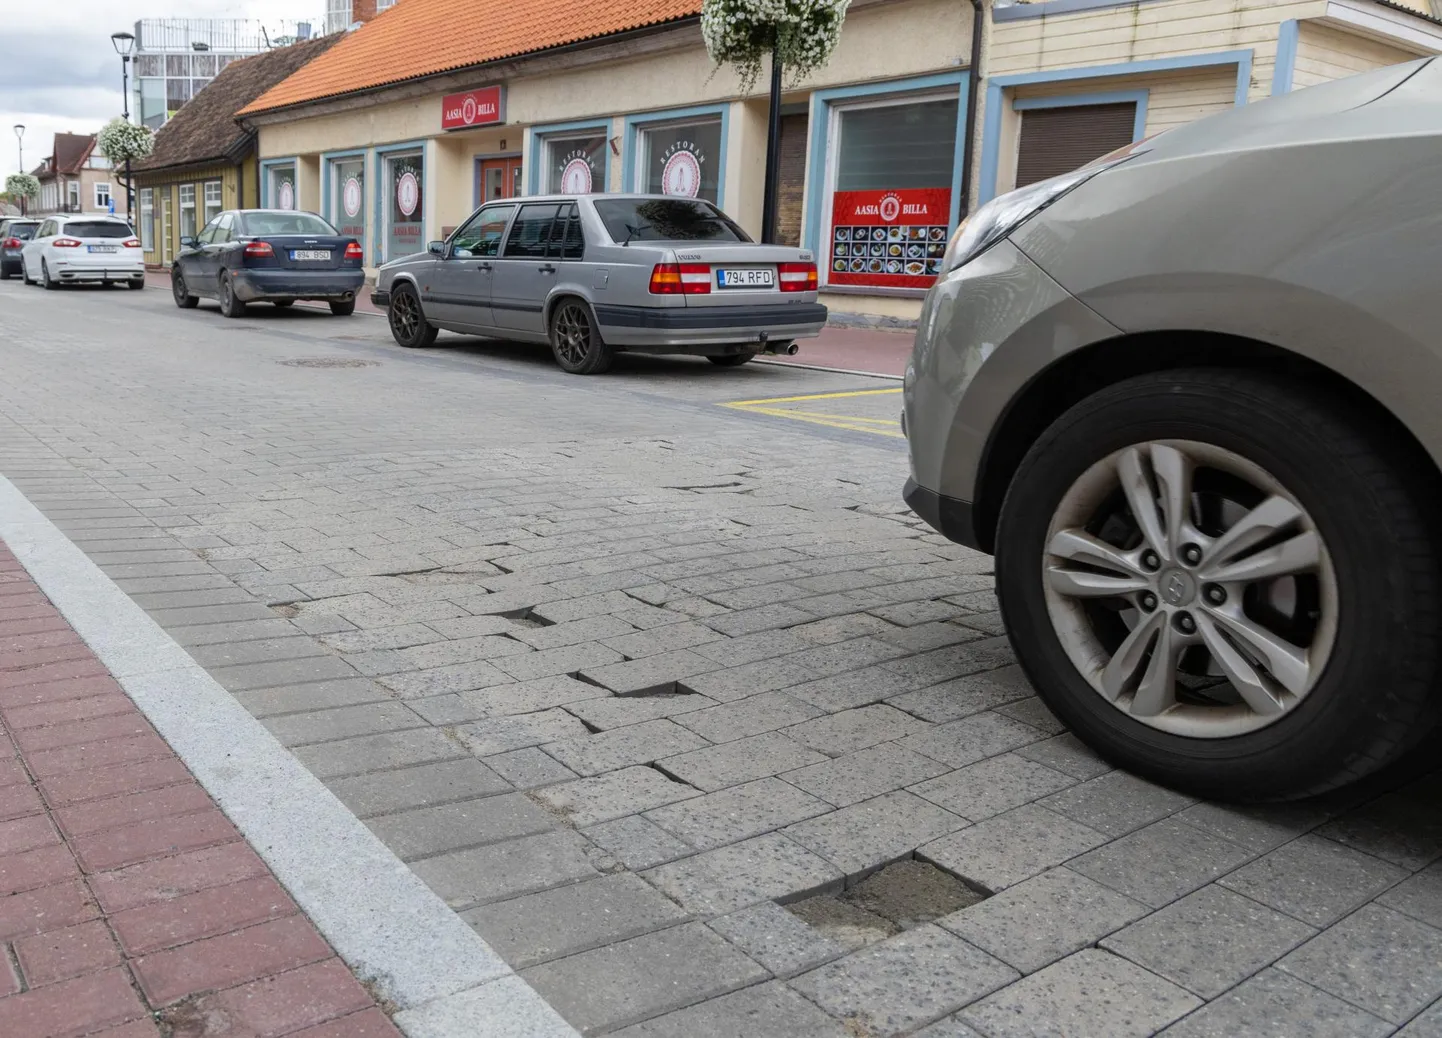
661 244 817 305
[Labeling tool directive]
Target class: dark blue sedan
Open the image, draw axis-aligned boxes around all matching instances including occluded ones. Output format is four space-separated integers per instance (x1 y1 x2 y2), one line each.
172 209 365 318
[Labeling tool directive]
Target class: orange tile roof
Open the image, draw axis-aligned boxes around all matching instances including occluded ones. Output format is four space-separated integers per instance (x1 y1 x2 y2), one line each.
240 0 702 116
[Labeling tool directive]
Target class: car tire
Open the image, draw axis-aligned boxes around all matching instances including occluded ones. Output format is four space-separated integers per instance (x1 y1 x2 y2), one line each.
128 279 144 291
329 300 356 317
387 284 438 348
218 272 246 318
994 368 1442 802
172 268 198 309
549 298 613 375
0 267 9 281
21 262 34 286
707 351 759 367
273 299 294 308
41 261 56 291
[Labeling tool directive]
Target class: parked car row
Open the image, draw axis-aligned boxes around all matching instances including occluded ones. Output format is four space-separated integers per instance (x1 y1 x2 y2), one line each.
0 215 143 289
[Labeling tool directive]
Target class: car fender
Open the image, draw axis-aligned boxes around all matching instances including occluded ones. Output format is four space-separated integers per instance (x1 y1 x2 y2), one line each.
541 284 598 334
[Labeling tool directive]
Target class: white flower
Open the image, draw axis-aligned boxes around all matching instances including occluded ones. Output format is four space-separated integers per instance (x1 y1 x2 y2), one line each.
97 118 155 165
702 0 850 90
5 173 39 199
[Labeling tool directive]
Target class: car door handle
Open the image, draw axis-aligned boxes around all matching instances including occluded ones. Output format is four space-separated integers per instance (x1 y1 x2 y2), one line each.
475 262 492 271
538 264 557 274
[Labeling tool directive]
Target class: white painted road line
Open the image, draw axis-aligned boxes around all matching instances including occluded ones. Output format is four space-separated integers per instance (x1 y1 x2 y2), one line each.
0 473 580 1038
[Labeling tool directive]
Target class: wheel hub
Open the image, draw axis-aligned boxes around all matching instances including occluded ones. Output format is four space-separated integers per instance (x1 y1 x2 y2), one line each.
1157 568 1196 607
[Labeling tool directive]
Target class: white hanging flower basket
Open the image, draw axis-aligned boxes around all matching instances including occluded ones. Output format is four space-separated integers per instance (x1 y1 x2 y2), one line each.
701 0 851 92
97 117 155 165
5 173 39 200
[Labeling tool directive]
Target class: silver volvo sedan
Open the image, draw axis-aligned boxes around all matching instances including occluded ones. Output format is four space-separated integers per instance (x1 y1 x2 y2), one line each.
371 195 827 373
904 58 1442 801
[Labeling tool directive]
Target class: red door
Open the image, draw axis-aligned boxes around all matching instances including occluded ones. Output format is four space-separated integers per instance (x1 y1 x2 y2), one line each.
478 157 523 204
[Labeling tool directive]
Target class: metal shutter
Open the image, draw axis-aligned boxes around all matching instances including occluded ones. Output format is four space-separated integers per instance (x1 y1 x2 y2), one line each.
1015 103 1137 188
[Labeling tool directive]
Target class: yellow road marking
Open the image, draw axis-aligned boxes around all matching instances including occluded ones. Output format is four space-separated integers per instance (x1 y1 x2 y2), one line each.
721 387 903 407
720 387 906 439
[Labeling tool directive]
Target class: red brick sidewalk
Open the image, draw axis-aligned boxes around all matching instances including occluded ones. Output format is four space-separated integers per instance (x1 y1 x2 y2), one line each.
0 543 401 1038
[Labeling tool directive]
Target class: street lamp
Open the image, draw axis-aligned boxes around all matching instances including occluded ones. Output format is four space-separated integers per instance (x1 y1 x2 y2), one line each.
111 31 136 220
12 125 23 216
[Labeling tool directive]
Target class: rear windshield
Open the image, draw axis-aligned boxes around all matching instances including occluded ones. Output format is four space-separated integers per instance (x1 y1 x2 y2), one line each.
241 212 337 236
3 223 37 240
593 199 751 244
64 222 132 239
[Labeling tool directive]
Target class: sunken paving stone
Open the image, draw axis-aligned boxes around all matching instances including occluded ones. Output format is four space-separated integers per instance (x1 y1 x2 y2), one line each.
1100 885 1316 998
788 893 900 951
658 731 827 792
542 719 710 777
1276 903 1442 1025
644 777 831 850
565 692 717 730
1068 817 1256 909
607 979 851 1038
1217 833 1409 927
582 815 696 871
458 674 608 717
643 832 845 916
325 757 510 819
1158 967 1394 1038
911 753 1076 821
364 792 558 860
578 649 723 695
462 873 690 969
920 803 1110 893
791 924 1019 1037
1039 771 1197 838
706 900 847 978
675 692 824 744
841 860 986 930
785 790 969 878
940 867 1150 975
783 742 949 808
959 949 1202 1038
532 766 702 828
520 921 770 1035
483 746 579 789
410 829 600 910
454 708 592 756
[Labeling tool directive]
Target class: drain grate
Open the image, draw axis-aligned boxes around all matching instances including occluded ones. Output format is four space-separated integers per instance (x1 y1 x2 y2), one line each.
278 357 378 368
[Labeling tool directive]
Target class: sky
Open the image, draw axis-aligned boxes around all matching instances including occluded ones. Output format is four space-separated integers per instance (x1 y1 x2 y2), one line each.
1 1 325 176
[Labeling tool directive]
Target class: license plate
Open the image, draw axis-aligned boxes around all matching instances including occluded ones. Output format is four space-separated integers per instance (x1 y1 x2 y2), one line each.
716 268 774 289
87 245 117 254
291 249 331 261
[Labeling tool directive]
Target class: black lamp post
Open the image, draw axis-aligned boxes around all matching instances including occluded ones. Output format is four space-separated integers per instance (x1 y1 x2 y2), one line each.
12 125 23 216
760 44 783 245
111 31 136 220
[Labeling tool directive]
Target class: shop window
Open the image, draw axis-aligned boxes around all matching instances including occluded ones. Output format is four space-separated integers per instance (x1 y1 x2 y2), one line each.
826 95 959 292
542 132 606 194
384 151 423 262
179 183 196 239
1015 103 1136 188
203 181 223 224
268 164 296 210
330 157 366 244
639 117 722 204
139 188 153 252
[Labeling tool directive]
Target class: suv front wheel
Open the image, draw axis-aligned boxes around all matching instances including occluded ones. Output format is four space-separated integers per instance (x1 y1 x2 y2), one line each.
996 369 1442 801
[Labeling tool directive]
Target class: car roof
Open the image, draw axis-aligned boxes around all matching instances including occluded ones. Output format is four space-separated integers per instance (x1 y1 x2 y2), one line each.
503 194 717 205
55 214 128 223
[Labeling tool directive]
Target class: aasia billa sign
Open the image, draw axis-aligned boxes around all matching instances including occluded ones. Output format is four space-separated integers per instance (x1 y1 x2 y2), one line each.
441 86 504 131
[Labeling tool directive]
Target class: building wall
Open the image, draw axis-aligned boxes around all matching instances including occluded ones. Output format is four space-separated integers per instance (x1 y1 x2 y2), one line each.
134 163 240 267
1292 21 1424 88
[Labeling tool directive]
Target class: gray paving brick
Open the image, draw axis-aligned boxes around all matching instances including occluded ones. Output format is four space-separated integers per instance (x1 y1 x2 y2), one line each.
1039 770 1195 838
941 866 1148 975
1278 904 1442 1024
644 833 844 915
397 635 533 669
318 623 449 653
1158 968 1392 1038
898 712 1045 770
544 719 709 776
881 639 1015 688
676 691 823 744
1218 833 1408 927
377 659 514 698
659 731 827 792
425 614 520 639
1396 996 1442 1036
676 659 818 703
366 792 557 860
691 628 811 667
207 653 360 692
565 691 716 730
785 791 969 878
131 587 257 611
332 648 412 677
261 700 427 747
1380 860 1442 929
874 621 985 654
783 704 929 757
509 614 638 651
464 872 689 968
792 924 1018 1038
529 590 644 624
149 601 278 625
288 612 357 636
293 726 467 780
1103 884 1315 998
780 637 907 680
600 621 724 659
887 666 1036 723
785 742 948 808
646 778 830 850
1316 783 1442 872
407 693 488 726
920 803 1109 892
232 677 392 718
911 1017 985 1038
522 922 768 1035
707 900 846 978
612 603 693 630
912 753 1075 821
456 708 591 756
412 829 600 910
583 814 695 870
785 664 932 713
483 747 579 790
169 618 305 648
993 696 1067 736
703 603 814 637
1070 818 1255 909
534 766 701 828
327 758 509 819
960 949 1200 1038
493 641 625 682
869 601 967 627
609 980 849 1038
1013 733 1111 782
1173 801 1328 854
459 674 607 717
578 649 722 695
789 614 896 647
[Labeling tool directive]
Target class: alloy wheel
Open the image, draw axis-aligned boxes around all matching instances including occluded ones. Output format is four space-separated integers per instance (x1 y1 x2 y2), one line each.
554 304 590 365
392 290 420 341
1042 439 1338 739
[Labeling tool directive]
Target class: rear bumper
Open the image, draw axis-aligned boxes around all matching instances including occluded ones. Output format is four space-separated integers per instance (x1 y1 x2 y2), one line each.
51 262 145 282
230 269 365 303
594 302 828 349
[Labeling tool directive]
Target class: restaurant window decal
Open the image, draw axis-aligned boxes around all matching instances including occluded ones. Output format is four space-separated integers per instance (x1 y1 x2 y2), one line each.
826 95 958 290
385 152 423 262
332 157 365 248
543 132 606 194
269 164 297 210
640 118 721 205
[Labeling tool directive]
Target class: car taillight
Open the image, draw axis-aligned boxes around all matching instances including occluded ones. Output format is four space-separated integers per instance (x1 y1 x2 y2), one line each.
648 263 711 295
2 238 18 249
122 238 140 249
243 241 274 258
52 238 81 248
344 242 364 260
778 262 818 292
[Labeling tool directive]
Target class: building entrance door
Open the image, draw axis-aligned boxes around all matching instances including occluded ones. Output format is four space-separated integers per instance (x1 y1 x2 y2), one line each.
477 157 522 205
161 194 173 265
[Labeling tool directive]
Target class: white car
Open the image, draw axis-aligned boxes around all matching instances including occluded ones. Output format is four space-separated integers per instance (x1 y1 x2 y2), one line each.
21 215 144 290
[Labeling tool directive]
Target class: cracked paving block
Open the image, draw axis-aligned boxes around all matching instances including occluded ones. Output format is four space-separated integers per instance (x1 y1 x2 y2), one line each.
659 731 827 792
869 601 967 628
483 746 578 790
609 980 850 1038
1039 770 1195 838
533 766 701 828
676 692 823 744
940 867 1149 976
577 649 722 695
601 621 724 659
1159 967 1392 1038
703 604 815 638
397 635 533 668
784 790 968 878
707 900 846 978
1069 818 1255 909
898 712 1045 770
377 660 513 698
643 832 844 916
317 623 448 653
645 777 830 850
911 753 1075 821
782 704 929 758
544 719 709 777
455 708 591 756
920 803 1109 893
887 666 1036 724
365 791 558 861
529 592 638 626
784 742 949 808
411 829 600 910
960 949 1200 1038
791 924 1018 1038
1218 833 1408 927
458 675 608 718
565 691 716 730
582 814 695 871
493 642 625 683
511 614 639 651
874 621 985 654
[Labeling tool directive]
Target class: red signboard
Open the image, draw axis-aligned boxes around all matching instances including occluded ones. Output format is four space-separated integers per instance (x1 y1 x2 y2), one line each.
442 87 504 130
827 188 952 289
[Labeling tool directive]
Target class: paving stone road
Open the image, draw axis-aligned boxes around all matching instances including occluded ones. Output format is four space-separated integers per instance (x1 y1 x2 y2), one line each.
2 281 1442 1037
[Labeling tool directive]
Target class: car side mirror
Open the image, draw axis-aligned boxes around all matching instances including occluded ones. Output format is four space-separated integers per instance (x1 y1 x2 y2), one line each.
179 236 198 249
427 240 445 256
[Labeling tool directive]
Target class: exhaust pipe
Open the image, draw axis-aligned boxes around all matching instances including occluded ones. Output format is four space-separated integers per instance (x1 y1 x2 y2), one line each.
763 341 799 356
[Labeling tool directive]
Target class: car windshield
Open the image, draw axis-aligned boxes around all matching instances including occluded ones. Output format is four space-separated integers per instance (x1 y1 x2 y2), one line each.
4 223 37 240
241 212 337 236
593 199 751 244
65 222 132 239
